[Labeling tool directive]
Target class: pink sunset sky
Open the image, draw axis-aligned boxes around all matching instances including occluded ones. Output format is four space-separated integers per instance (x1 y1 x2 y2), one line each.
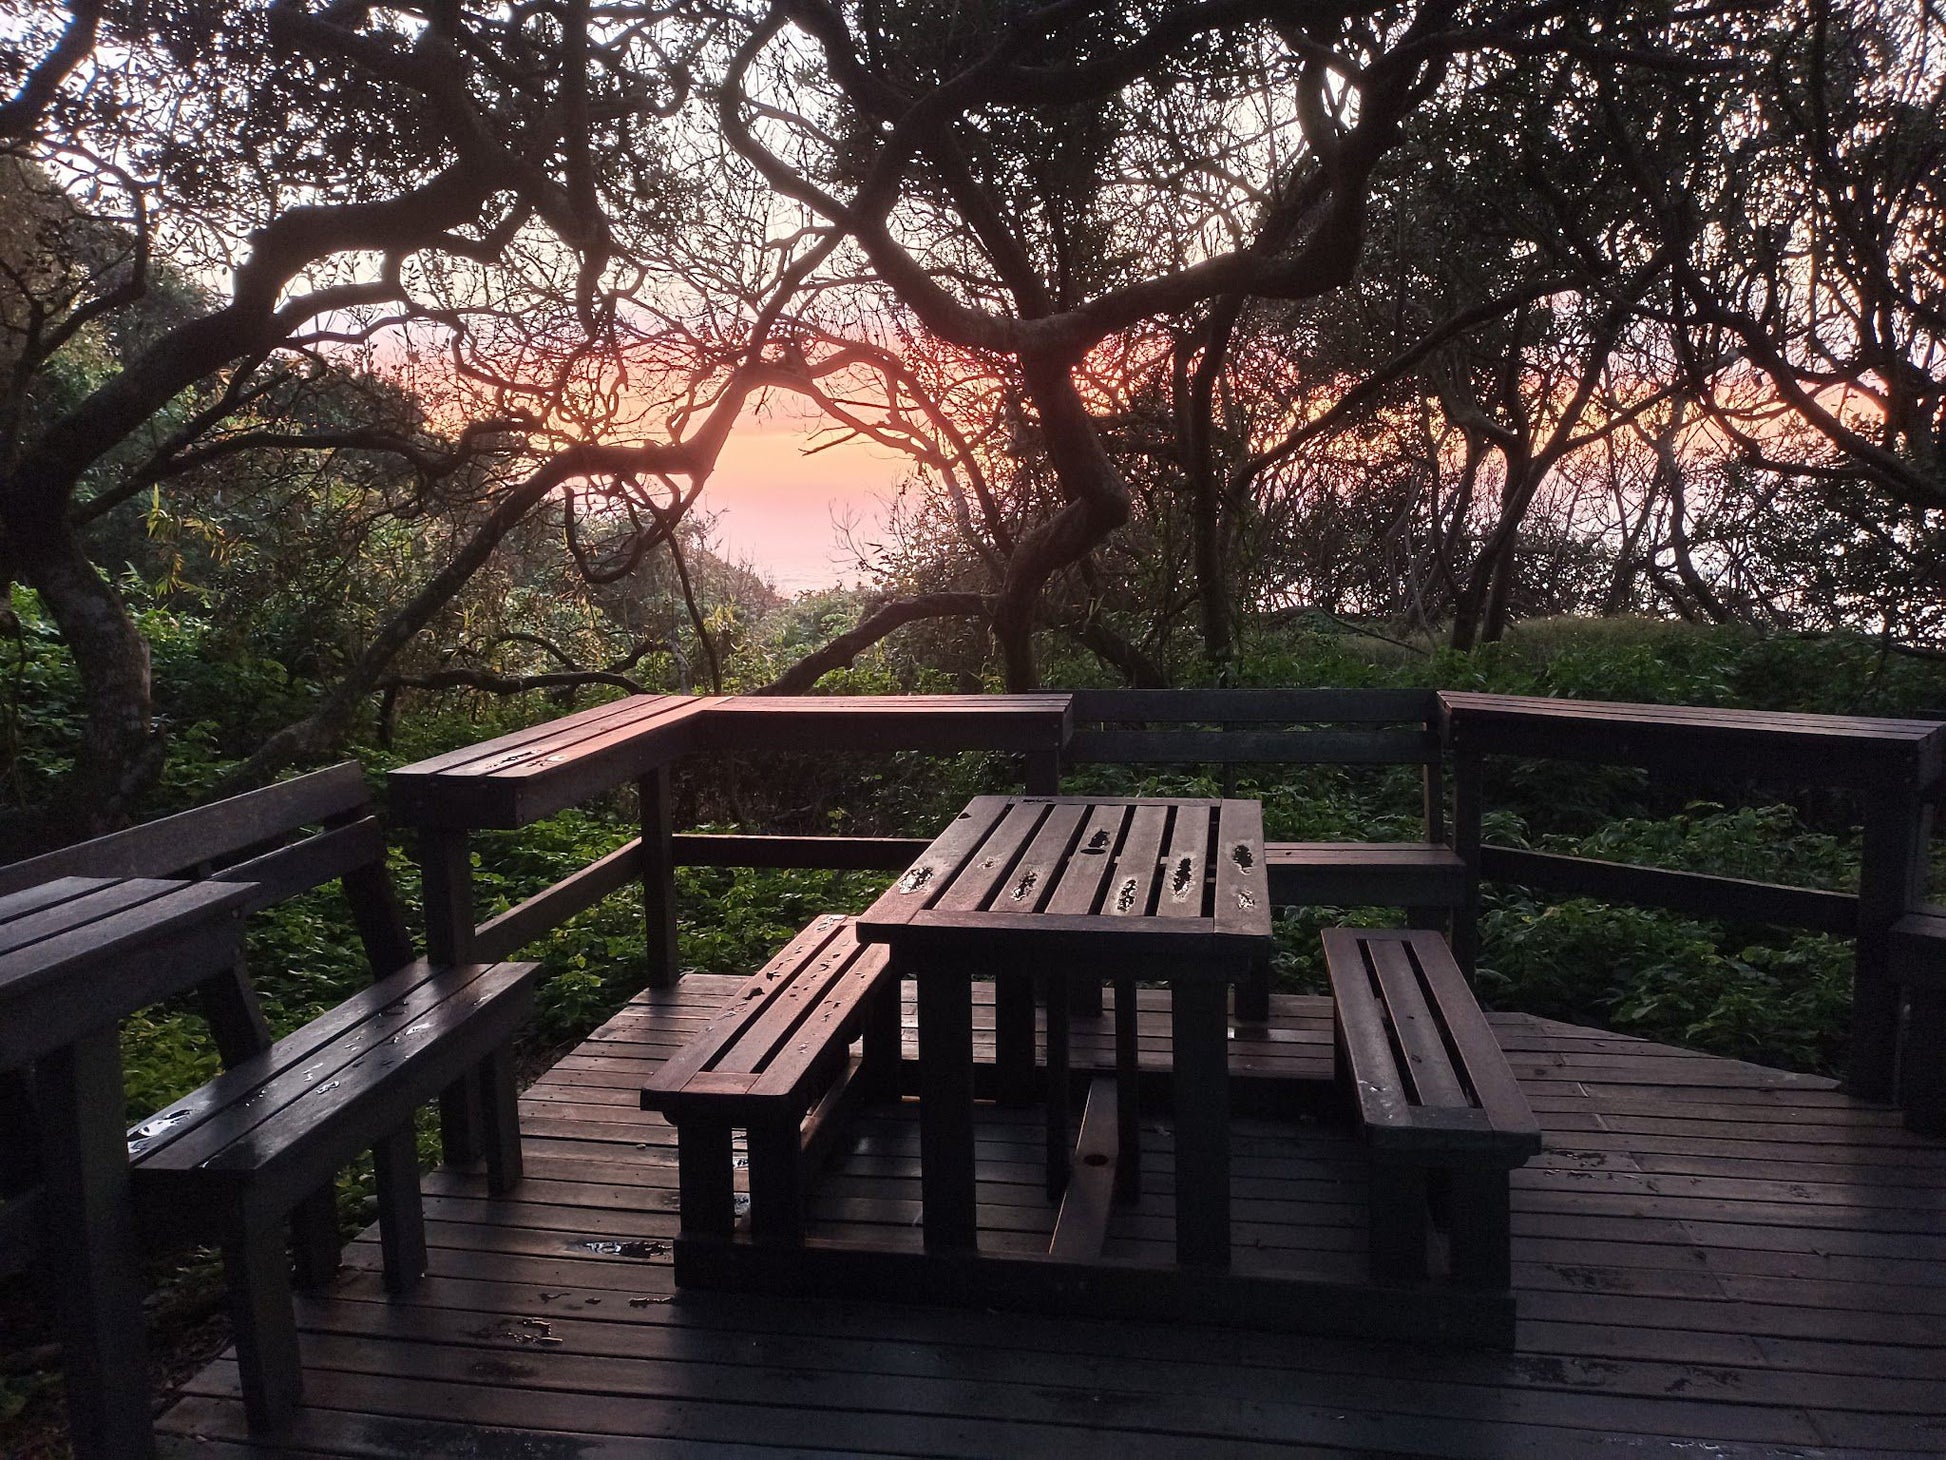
690 411 909 593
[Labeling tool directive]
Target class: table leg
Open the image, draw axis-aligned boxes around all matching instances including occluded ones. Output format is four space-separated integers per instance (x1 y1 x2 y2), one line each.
1171 978 1231 1268
36 1030 155 1460
995 972 1036 1105
1113 979 1141 1200
917 969 977 1252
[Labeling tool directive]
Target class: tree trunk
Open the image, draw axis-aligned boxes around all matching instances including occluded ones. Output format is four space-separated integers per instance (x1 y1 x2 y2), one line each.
989 358 1132 689
12 514 159 838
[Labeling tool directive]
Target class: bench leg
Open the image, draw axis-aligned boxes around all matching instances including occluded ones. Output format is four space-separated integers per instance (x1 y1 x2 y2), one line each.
224 1210 304 1431
438 1076 484 1168
288 1186 341 1291
675 1119 736 1241
1234 955 1270 1026
1447 1167 1513 1289
1368 1163 1430 1283
746 1119 804 1245
1068 975 1104 1019
373 1127 427 1295
475 1047 524 1195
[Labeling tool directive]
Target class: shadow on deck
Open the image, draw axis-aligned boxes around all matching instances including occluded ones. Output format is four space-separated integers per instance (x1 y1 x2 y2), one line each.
157 976 1946 1458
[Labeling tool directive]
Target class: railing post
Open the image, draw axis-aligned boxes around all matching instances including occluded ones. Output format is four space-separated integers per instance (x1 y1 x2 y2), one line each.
418 828 475 965
1450 744 1483 978
419 829 485 1162
640 766 680 990
1025 744 1061 796
1849 774 1927 1102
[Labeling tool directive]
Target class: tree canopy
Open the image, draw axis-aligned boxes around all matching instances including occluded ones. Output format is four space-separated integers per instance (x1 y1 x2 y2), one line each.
0 0 1940 841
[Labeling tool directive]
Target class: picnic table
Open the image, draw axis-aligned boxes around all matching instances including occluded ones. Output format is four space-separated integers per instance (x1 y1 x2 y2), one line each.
856 794 1272 1267
1 875 252 1460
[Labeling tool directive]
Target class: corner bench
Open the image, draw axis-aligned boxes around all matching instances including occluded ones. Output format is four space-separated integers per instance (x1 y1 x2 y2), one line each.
1322 926 1540 1299
0 764 542 1431
643 914 897 1255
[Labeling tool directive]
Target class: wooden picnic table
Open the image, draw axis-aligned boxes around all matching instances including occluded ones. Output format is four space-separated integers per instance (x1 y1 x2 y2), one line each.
856 794 1272 1269
1 875 252 1460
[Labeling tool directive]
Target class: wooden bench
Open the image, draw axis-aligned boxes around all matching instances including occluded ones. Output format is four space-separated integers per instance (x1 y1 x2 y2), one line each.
642 915 897 1255
1322 927 1540 1298
0 764 542 1429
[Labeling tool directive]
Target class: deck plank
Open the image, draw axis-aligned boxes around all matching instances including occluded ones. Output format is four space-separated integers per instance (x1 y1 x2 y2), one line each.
156 984 1946 1457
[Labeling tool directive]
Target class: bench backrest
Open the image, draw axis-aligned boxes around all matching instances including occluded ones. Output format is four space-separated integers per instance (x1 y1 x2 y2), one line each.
0 763 414 1274
0 763 414 975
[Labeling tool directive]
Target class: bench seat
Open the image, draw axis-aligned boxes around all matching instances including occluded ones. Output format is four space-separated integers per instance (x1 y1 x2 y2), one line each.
1265 841 1466 909
1322 927 1539 1304
129 956 540 1427
643 915 896 1255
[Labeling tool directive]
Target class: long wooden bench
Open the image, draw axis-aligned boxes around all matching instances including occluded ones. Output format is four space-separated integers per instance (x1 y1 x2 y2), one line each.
642 915 897 1257
0 764 541 1429
1321 927 1541 1301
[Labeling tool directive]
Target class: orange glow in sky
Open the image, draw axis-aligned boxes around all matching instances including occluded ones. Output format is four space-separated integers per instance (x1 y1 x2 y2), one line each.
695 409 910 592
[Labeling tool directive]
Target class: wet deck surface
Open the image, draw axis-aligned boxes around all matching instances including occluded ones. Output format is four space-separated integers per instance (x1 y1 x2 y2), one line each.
157 976 1946 1457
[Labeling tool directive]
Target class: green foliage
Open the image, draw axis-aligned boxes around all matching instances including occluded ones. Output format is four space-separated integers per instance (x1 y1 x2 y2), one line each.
17 615 1946 1140
1475 890 1853 1072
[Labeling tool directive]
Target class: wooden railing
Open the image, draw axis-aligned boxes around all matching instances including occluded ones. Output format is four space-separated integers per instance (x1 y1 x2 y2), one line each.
388 688 1942 1113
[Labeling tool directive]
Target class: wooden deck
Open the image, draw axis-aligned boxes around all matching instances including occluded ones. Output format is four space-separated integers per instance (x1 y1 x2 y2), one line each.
156 976 1946 1458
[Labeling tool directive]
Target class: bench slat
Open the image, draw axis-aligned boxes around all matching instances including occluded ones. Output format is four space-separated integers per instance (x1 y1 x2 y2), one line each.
644 916 852 1096
752 939 892 1105
1322 927 1539 1157
211 818 389 915
185 964 539 1182
0 878 177 957
714 928 874 1077
643 916 894 1117
1325 933 1414 1129
1367 937 1469 1108
132 963 528 1173
1407 933 1541 1144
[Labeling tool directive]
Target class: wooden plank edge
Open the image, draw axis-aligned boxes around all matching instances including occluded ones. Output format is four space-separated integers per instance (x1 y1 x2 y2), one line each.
1048 1078 1118 1260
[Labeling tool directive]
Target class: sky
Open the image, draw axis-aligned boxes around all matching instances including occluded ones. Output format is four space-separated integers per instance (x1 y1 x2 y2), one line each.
692 411 910 593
